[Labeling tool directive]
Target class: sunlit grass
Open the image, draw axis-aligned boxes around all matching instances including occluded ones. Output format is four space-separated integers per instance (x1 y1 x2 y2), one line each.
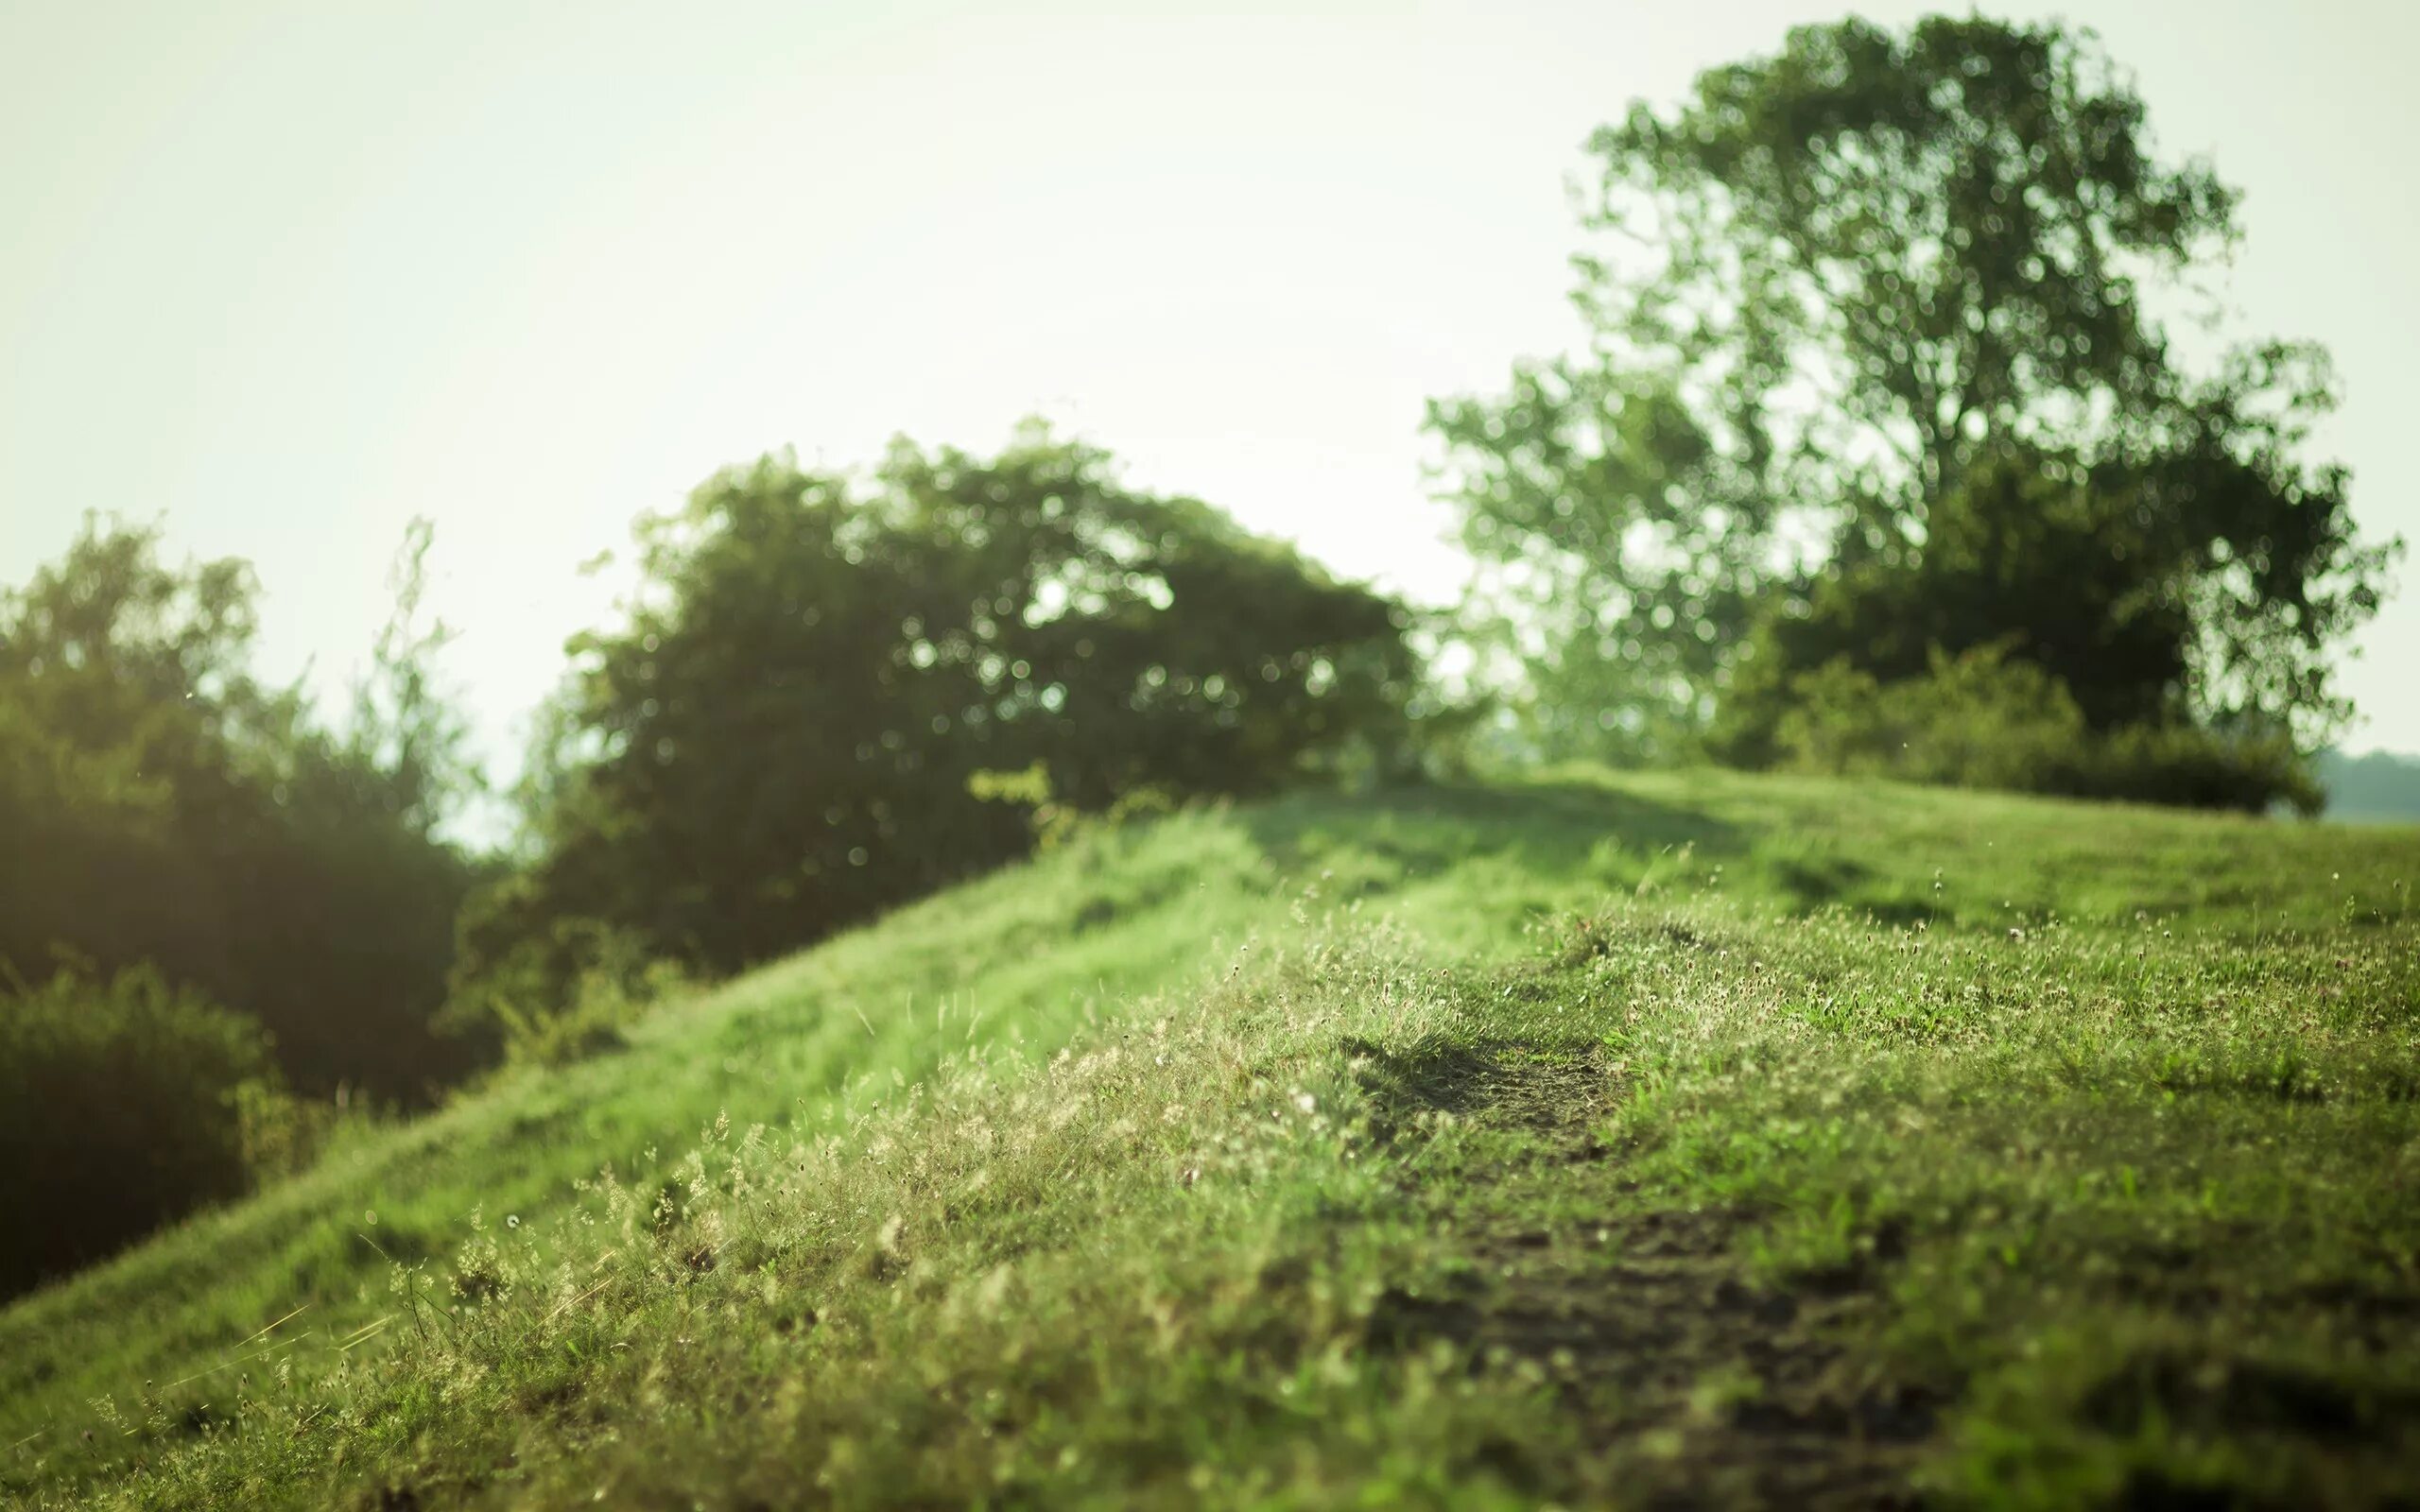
4 768 2416 1508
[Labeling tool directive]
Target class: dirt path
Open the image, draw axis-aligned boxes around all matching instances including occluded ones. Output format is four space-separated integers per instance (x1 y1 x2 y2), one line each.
1353 1039 1945 1509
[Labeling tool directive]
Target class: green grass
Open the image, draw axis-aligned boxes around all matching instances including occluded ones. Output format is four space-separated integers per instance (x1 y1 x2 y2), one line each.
4 767 2417 1508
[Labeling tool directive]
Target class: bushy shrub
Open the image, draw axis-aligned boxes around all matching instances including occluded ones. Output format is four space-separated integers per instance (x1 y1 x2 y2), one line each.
0 967 280 1296
1769 643 2320 815
462 425 1421 1004
228 1077 356 1183
968 760 1178 851
1772 644 2088 790
440 903 694 1069
2073 723 2321 816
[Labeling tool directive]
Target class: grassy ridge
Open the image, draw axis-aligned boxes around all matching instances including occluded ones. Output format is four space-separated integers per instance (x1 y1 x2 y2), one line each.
4 770 2416 1508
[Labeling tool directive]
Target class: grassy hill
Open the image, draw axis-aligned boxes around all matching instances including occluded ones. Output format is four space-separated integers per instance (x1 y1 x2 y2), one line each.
4 768 2417 1510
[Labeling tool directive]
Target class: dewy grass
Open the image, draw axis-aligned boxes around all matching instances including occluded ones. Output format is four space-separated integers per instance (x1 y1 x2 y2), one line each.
3 768 2417 1508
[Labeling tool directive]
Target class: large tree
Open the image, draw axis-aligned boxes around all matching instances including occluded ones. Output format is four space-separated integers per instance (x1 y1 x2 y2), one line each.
1429 13 2394 760
458 424 1418 999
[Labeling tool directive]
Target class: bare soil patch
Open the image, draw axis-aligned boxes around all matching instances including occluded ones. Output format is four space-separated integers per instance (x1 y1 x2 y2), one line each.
1353 1037 1945 1509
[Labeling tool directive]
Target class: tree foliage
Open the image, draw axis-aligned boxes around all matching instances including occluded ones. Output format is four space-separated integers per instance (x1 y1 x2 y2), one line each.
0 517 484 1099
1430 13 2396 766
458 426 1419 1002
1765 640 2319 814
0 966 278 1297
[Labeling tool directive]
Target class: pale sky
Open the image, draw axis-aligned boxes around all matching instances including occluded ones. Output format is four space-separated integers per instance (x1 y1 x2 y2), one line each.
4 0 2413 779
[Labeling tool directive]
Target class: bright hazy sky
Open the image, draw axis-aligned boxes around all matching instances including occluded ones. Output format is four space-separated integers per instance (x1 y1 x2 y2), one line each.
4 0 2413 775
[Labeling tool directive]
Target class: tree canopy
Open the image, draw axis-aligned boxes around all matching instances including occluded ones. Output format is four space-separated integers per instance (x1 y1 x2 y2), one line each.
1429 13 2396 765
457 425 1420 1002
0 517 484 1099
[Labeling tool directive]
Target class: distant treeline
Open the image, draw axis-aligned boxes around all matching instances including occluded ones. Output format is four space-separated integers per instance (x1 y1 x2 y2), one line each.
2320 750 2420 823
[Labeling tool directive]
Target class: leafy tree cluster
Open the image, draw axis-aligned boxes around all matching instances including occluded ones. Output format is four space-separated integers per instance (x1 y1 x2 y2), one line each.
453 426 1420 1017
0 518 485 1102
0 518 488 1292
1430 13 2397 797
2 428 1425 1290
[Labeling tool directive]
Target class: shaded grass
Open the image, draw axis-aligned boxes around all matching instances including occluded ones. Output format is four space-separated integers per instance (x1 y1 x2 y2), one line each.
3 767 2417 1508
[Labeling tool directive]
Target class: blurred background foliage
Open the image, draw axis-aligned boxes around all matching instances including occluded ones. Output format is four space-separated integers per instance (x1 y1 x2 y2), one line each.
1429 13 2396 788
441 422 1424 1032
0 9 2403 1298
0 517 486 1105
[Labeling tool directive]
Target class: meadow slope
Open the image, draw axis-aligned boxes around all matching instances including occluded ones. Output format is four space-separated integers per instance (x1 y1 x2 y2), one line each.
3 769 2417 1509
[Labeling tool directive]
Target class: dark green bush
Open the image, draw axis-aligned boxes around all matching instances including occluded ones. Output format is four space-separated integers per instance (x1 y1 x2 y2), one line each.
0 518 486 1102
2071 723 2321 816
1765 644 2321 815
458 425 1421 1004
1770 644 2088 791
0 967 280 1297
439 902 692 1069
